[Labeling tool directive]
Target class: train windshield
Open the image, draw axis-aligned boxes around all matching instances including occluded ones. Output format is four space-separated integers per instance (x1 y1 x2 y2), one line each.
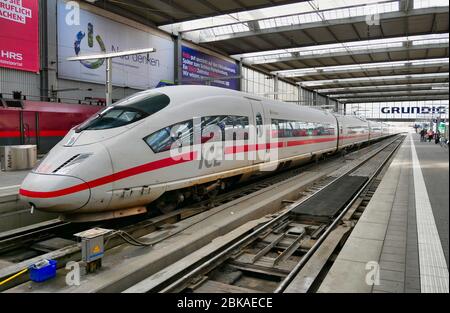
75 92 170 132
115 92 170 114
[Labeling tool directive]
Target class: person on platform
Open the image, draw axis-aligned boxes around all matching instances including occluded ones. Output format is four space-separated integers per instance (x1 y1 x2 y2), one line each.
420 129 426 142
435 131 441 144
427 129 434 142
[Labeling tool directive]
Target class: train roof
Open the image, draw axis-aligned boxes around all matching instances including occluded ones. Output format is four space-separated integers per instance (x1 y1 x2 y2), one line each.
151 85 328 114
154 85 265 102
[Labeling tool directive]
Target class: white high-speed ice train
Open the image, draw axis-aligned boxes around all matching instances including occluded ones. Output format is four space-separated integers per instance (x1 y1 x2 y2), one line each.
19 86 392 221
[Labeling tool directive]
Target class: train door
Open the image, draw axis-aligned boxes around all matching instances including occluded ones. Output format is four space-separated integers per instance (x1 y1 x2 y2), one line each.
21 111 38 147
249 99 268 165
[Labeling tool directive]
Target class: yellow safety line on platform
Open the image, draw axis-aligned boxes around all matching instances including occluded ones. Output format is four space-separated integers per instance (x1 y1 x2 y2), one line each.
0 268 28 286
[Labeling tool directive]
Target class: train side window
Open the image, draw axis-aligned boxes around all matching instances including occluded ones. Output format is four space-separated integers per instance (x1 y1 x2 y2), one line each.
255 113 263 137
256 113 263 126
279 120 293 138
144 120 193 153
271 119 279 138
201 116 227 143
291 121 300 137
234 116 249 141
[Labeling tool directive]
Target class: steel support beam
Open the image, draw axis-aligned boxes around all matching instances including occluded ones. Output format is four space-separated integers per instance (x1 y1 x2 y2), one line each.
274 75 279 100
320 83 449 94
198 7 449 43
300 73 450 88
273 60 449 78
331 90 449 99
105 58 113 105
342 95 449 103
39 0 49 101
174 34 183 85
245 42 448 65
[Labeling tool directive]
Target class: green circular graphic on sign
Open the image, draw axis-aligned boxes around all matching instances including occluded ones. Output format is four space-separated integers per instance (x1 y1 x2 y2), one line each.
74 23 106 69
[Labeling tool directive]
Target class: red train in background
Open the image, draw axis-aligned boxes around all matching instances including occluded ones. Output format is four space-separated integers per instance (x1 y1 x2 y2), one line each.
0 98 102 154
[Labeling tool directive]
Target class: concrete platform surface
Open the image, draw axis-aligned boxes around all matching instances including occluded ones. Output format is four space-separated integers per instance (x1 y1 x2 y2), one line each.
318 133 449 293
0 169 56 232
0 170 29 193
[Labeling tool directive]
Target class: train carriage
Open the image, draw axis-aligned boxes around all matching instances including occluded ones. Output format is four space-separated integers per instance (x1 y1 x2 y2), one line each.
18 86 394 221
335 114 370 149
0 99 101 154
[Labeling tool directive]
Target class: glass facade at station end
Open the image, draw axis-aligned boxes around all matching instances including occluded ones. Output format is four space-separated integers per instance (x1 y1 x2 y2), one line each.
241 66 320 107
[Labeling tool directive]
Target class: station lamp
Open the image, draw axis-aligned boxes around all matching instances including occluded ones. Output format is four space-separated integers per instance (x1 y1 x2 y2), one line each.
67 48 156 106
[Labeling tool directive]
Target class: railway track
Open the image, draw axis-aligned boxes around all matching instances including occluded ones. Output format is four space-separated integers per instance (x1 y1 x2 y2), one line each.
0 135 387 257
0 136 401 292
0 152 330 257
124 135 405 293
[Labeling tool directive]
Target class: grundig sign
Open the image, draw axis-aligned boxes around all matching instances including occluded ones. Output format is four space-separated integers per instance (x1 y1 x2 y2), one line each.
381 106 447 114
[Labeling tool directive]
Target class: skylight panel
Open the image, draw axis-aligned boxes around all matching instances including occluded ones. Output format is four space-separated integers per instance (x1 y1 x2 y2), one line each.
274 58 449 77
162 1 400 43
321 83 449 93
160 0 385 35
300 73 450 86
414 0 449 9
233 33 449 65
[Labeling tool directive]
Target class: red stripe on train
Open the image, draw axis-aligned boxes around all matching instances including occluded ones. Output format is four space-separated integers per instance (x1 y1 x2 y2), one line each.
19 134 372 199
0 130 68 138
19 151 197 199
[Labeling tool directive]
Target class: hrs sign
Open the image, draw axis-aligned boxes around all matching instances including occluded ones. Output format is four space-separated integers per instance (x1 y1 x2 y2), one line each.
0 0 39 72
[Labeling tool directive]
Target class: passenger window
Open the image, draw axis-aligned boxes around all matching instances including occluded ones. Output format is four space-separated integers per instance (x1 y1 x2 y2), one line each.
255 113 263 137
144 120 193 153
233 116 249 141
256 113 263 126
201 116 227 143
271 119 279 138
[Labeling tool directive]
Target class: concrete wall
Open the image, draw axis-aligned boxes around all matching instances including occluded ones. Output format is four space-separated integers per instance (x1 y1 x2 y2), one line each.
0 68 41 99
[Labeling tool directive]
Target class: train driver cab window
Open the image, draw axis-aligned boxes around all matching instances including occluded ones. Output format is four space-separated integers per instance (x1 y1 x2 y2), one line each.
116 92 170 115
76 92 169 132
144 120 193 153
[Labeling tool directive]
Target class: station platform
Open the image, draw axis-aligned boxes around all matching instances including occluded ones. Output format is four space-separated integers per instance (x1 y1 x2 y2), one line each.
0 169 56 232
0 170 28 193
318 133 449 293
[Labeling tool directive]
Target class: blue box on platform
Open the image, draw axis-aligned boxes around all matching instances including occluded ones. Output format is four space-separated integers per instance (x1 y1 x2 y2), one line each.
29 260 57 282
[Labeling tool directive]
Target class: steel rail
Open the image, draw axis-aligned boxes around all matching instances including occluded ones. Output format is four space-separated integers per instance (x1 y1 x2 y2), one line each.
275 136 404 292
157 135 404 293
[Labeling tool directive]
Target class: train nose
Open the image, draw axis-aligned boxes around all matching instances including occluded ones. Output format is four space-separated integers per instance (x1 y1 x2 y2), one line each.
19 173 91 213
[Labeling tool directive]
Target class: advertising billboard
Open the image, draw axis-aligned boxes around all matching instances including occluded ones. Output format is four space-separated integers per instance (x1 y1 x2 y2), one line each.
57 0 174 90
181 45 238 90
346 102 449 120
0 0 39 72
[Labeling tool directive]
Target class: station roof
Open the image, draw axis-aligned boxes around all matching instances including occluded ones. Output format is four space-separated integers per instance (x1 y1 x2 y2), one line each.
90 0 449 104
86 0 302 26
